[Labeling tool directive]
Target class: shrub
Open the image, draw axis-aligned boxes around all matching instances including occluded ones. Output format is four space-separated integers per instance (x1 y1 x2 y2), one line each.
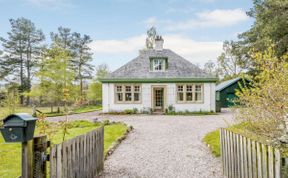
132 108 138 114
236 47 288 143
124 109 134 114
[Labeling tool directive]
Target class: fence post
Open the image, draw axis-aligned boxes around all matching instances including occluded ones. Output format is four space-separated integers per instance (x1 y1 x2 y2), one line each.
22 141 33 178
33 135 49 178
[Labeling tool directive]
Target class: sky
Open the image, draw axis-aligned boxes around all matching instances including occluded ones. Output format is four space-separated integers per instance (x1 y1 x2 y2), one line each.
0 0 254 71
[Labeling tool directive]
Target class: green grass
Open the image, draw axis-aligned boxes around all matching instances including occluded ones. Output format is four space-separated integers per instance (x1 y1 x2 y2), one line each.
203 123 248 157
202 122 288 158
202 130 221 157
0 105 102 119
0 120 127 178
71 105 102 114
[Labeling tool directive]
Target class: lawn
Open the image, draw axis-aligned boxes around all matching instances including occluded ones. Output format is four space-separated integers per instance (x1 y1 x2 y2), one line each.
202 122 287 158
203 123 250 157
0 120 127 178
0 105 102 119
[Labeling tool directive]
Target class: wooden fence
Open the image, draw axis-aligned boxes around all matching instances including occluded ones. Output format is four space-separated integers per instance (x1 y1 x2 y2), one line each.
50 126 104 178
220 128 288 178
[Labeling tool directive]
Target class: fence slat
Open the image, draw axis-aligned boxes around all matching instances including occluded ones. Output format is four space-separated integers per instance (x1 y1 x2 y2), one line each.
240 135 244 178
248 138 253 178
243 136 248 178
268 146 274 178
225 130 229 177
50 145 57 178
56 144 62 178
262 144 268 178
257 142 263 178
274 148 281 178
252 141 257 178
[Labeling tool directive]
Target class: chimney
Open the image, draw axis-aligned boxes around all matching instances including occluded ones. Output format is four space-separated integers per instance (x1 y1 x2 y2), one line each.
155 35 164 50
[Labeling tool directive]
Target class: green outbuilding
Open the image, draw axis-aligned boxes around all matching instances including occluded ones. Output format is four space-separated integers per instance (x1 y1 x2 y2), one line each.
216 77 249 112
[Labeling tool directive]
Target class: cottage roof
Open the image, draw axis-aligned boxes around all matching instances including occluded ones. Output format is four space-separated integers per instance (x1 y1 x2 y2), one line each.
101 49 217 82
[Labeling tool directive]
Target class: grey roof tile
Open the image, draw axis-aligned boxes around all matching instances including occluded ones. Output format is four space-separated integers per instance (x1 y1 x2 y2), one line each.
106 49 215 79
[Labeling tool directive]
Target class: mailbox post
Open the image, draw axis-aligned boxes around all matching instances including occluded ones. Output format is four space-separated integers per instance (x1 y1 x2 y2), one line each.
0 113 37 178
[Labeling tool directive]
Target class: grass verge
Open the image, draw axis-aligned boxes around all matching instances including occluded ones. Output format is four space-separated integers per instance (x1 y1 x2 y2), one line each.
0 105 102 119
0 120 127 178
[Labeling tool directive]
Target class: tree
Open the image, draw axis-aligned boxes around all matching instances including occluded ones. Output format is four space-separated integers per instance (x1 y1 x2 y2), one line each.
217 41 245 78
96 64 109 80
71 33 94 98
237 47 288 143
87 80 102 103
36 47 76 112
0 18 45 105
238 0 288 62
50 27 73 51
203 60 219 76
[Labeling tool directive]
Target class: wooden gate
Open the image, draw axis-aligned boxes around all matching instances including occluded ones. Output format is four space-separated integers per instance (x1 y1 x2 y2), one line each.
50 126 104 178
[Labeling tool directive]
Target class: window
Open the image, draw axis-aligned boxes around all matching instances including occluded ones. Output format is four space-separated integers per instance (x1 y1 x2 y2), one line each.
151 58 167 71
176 84 203 103
115 84 141 103
177 85 184 101
186 85 193 101
116 85 123 102
134 85 141 102
195 85 203 102
125 86 132 101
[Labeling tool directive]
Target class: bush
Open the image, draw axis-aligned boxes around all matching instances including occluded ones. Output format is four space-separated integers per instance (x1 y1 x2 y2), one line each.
124 109 134 114
236 48 288 143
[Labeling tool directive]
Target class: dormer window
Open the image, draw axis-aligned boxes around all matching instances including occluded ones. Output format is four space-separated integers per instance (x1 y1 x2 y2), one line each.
150 58 168 71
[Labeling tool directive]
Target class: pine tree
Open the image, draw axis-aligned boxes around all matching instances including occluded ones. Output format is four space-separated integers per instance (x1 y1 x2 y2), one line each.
0 18 45 105
71 33 93 98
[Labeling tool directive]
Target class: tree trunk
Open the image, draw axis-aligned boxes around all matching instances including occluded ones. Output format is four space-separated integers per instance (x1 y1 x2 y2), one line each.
20 49 24 105
26 44 32 106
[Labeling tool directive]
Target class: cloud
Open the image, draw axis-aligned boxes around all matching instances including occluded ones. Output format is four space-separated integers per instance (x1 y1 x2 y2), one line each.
145 9 249 31
89 34 223 67
26 0 72 10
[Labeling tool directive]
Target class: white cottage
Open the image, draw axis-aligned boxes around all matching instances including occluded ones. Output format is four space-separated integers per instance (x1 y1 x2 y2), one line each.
100 36 217 113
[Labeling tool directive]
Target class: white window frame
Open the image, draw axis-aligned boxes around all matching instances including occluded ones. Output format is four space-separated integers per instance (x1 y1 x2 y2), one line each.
152 58 166 71
176 84 204 103
114 84 142 104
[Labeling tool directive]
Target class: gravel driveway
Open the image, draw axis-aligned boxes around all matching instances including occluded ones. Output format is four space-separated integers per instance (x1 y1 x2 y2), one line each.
99 111 234 178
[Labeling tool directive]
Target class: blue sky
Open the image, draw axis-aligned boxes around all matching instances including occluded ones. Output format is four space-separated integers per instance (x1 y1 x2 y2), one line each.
0 0 254 71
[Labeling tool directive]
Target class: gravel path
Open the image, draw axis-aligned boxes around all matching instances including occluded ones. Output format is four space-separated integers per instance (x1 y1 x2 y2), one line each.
100 111 235 178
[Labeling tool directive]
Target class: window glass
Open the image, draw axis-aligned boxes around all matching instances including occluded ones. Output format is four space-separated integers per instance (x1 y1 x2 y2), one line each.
125 93 132 101
195 85 203 101
116 86 122 92
153 58 165 71
177 92 184 101
117 93 123 101
134 93 140 101
125 86 131 92
177 85 184 92
134 85 140 92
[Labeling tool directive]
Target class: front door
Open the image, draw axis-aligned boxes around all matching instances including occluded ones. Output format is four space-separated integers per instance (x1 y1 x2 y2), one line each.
154 88 164 111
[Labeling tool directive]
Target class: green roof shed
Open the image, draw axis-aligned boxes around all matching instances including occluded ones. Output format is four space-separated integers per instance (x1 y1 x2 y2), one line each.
215 77 249 112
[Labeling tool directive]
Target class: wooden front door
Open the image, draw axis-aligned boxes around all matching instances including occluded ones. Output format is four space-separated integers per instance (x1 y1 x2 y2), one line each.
153 88 164 111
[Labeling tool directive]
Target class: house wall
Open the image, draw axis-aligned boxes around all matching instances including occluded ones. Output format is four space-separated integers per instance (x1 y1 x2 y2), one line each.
102 83 216 113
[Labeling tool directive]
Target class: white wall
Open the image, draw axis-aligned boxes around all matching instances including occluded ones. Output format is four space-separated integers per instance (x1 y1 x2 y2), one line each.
102 83 216 112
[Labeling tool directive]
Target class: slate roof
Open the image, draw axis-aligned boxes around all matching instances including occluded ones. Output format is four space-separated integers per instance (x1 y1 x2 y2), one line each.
103 49 216 81
215 77 241 91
